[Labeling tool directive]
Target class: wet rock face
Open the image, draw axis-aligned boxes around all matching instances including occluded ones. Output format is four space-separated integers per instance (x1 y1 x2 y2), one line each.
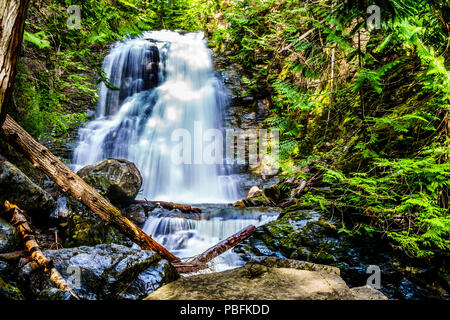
0 161 55 219
146 261 386 300
0 218 20 254
77 158 143 205
19 244 180 300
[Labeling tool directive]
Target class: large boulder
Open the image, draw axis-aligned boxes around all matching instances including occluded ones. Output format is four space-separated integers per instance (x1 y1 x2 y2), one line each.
145 261 385 300
0 161 55 219
77 158 143 205
0 218 20 254
19 244 179 300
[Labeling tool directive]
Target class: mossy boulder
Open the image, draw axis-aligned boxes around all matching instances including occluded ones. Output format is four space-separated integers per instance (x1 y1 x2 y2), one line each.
241 190 273 207
263 182 290 203
77 158 143 205
19 244 180 300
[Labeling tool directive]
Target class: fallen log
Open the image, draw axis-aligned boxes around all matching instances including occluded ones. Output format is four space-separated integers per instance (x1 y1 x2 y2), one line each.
135 200 201 214
1 115 180 263
2 201 79 299
192 225 256 264
172 225 257 273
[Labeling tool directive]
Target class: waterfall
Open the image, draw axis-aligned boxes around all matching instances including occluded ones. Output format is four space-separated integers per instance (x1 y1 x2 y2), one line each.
73 30 277 272
73 31 240 204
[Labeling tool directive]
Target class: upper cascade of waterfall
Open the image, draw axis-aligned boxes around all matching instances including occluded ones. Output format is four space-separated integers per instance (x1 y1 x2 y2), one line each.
73 30 240 204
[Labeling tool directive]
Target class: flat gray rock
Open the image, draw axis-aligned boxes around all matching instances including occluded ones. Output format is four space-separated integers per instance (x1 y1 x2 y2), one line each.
146 263 356 300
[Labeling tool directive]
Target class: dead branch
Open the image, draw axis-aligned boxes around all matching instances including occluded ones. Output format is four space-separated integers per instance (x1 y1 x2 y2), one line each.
2 201 79 299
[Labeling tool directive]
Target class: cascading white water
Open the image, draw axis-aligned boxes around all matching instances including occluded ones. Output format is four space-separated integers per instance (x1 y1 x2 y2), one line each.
73 30 240 204
141 206 279 272
73 30 277 272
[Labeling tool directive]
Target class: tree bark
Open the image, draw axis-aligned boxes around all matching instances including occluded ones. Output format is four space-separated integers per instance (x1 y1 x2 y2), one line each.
1 115 180 263
0 0 29 127
2 201 79 299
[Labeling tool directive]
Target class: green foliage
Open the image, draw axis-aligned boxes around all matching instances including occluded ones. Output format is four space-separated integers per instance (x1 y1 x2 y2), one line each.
207 0 450 257
23 30 51 49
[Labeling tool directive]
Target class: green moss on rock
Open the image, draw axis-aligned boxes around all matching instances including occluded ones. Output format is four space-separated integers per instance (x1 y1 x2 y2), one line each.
0 276 25 300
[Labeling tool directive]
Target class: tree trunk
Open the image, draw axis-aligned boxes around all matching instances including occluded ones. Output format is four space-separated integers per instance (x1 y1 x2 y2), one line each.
2 201 79 299
0 0 29 127
1 115 180 263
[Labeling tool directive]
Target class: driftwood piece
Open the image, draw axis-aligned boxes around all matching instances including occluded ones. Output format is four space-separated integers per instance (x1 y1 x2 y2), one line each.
172 225 257 273
2 201 79 299
1 115 180 263
0 0 30 127
191 225 256 264
135 200 201 214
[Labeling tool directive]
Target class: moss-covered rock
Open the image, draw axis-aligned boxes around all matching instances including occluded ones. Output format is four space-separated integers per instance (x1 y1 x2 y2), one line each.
263 182 290 203
242 190 273 207
77 158 142 205
0 276 25 300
